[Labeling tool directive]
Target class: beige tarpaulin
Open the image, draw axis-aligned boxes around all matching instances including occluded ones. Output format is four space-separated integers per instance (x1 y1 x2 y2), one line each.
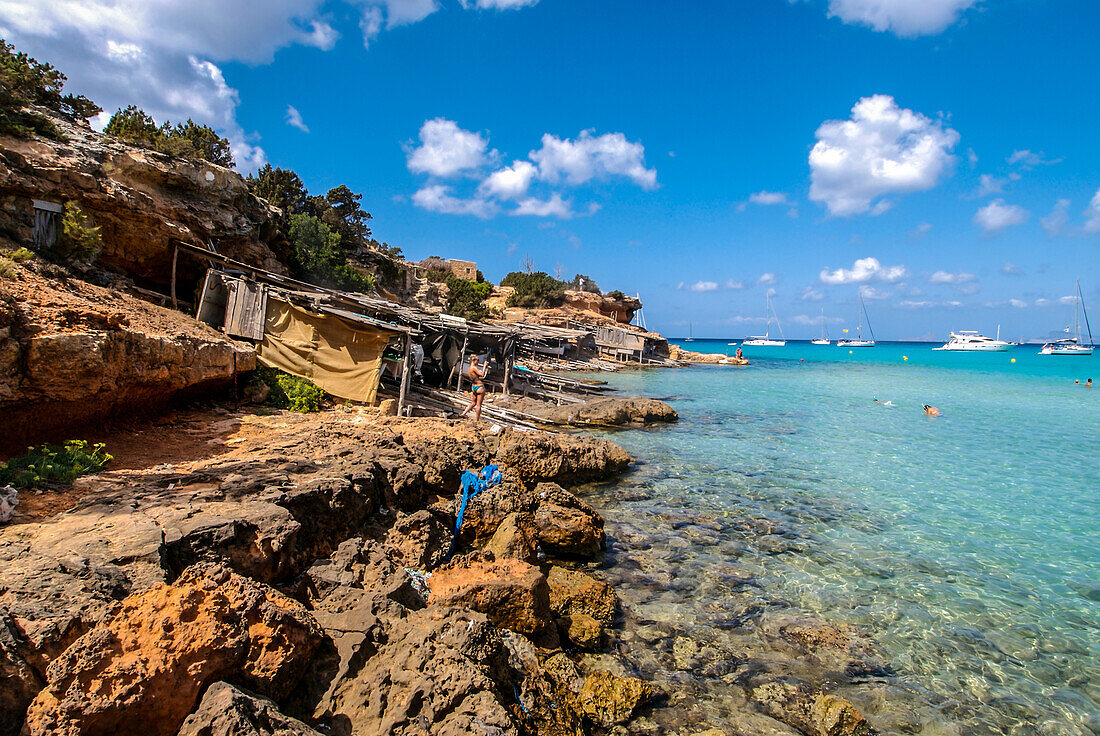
257 297 391 403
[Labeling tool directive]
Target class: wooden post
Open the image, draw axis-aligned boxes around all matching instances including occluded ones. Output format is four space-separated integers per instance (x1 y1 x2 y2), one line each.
397 334 412 417
503 355 512 397
170 244 179 309
455 333 469 392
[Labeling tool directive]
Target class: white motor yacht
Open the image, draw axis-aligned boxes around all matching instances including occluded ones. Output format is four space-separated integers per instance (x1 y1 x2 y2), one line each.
934 331 1012 351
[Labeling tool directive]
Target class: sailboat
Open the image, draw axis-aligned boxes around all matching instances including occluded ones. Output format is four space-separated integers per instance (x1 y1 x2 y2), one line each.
742 292 786 346
836 293 876 347
811 307 830 345
685 323 694 342
1039 280 1093 355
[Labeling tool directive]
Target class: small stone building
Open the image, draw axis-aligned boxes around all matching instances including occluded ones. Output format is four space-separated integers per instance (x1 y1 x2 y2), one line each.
446 259 477 280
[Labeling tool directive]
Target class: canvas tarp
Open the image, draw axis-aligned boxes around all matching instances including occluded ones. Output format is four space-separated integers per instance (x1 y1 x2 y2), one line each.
257 297 392 403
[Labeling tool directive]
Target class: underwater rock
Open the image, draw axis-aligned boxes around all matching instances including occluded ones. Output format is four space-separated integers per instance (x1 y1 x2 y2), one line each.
577 670 653 727
547 565 619 624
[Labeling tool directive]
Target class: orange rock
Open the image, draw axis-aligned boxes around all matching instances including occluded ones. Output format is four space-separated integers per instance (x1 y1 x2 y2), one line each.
22 562 322 736
429 558 551 635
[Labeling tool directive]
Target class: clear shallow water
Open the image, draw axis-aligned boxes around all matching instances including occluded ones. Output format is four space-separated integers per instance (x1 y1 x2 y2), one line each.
582 341 1099 735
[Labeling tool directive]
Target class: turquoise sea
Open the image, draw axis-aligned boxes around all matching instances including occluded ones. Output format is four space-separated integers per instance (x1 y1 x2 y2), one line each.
581 340 1098 735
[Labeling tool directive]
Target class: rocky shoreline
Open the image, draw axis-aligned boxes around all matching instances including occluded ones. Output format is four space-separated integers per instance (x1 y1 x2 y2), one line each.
0 407 663 735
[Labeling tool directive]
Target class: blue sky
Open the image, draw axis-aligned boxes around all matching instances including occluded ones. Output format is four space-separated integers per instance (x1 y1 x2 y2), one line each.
4 0 1099 340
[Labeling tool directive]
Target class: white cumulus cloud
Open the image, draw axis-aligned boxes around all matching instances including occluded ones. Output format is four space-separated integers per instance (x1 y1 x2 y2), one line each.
530 130 657 189
823 0 980 37
757 272 778 285
929 270 975 284
411 185 496 218
460 0 539 8
801 286 824 301
479 160 537 200
688 281 720 292
809 95 959 216
819 257 907 285
406 118 495 177
974 199 1029 235
726 279 745 290
513 194 573 219
285 105 309 132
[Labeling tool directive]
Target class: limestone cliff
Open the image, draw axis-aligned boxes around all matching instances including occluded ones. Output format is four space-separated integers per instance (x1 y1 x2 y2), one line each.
0 110 284 285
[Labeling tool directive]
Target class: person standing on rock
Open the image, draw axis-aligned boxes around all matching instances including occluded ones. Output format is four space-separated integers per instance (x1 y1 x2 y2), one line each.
459 355 487 422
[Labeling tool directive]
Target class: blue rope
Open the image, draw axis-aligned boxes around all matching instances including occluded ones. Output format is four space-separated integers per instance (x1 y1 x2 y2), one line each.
448 464 502 560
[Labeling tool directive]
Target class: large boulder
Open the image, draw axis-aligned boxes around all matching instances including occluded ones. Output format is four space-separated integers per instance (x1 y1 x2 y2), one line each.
429 557 552 636
23 563 323 736
0 612 42 736
531 482 605 557
177 682 322 736
747 676 870 736
494 429 631 485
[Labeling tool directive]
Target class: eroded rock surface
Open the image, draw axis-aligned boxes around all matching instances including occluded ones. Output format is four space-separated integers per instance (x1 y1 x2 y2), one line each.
23 562 323 736
429 556 552 635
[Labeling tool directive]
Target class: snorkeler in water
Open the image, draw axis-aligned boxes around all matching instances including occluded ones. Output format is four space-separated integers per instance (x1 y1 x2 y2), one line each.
922 404 941 417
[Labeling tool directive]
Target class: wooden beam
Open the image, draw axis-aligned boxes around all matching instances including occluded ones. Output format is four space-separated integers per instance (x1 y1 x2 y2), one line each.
455 332 469 392
170 244 179 309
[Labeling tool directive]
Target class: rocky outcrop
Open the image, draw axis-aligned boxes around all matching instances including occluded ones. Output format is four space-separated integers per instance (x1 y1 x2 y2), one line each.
23 563 323 736
0 114 283 282
0 259 255 448
177 682 322 736
532 396 679 428
0 408 639 735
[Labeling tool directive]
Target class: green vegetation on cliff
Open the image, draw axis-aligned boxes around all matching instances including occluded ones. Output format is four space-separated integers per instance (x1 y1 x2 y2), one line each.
502 271 567 308
288 214 375 293
104 105 234 167
445 275 493 320
0 40 100 141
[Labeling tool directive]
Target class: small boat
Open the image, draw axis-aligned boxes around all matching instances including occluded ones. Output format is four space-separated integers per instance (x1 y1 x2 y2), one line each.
811 307 830 345
934 330 1012 352
742 292 786 346
836 293 875 347
1040 281 1093 355
685 322 694 342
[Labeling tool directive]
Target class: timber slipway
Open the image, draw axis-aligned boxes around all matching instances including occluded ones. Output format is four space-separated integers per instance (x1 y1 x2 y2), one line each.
167 242 679 431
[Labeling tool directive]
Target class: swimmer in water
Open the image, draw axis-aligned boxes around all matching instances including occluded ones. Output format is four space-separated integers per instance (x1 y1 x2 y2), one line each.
873 397 895 406
922 404 941 417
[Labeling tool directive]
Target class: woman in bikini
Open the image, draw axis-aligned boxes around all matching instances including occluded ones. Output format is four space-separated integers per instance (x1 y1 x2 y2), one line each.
459 355 487 422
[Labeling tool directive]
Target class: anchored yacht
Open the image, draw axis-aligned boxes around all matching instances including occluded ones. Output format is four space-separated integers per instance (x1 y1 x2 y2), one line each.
742 292 786 346
934 331 1012 352
836 293 875 348
1039 281 1093 356
811 307 830 345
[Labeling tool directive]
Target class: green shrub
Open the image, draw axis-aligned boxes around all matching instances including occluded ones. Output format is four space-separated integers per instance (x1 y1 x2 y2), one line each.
8 247 33 262
445 275 493 320
502 271 566 309
55 202 101 262
572 274 599 293
287 214 374 293
425 268 448 283
0 440 113 489
256 366 325 413
606 290 626 301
